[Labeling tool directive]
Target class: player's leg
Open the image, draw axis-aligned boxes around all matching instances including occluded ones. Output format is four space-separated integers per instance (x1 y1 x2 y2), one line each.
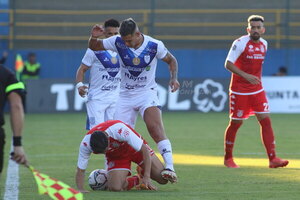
113 96 138 128
106 158 140 191
253 92 288 168
224 93 249 168
107 170 138 191
0 127 5 173
85 100 106 130
139 89 176 182
104 102 117 121
224 119 242 168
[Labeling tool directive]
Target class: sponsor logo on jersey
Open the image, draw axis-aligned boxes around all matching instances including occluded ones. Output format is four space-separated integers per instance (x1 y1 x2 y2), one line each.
102 75 121 82
237 110 243 117
115 37 157 77
144 55 150 63
118 128 122 134
132 57 140 65
124 83 146 89
108 161 115 168
101 85 118 91
94 51 120 77
124 72 147 82
111 57 118 64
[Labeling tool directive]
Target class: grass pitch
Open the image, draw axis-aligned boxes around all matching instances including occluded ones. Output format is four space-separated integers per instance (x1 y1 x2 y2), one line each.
1 112 300 200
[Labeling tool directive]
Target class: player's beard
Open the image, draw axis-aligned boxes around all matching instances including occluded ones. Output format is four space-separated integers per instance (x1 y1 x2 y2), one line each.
250 33 260 41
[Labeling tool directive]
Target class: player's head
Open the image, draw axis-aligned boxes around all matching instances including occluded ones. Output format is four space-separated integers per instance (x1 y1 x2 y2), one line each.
119 18 142 48
28 52 36 63
90 131 108 154
247 15 265 41
103 19 120 38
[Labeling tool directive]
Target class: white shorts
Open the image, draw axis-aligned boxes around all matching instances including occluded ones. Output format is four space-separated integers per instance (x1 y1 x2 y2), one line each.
114 89 161 128
86 100 117 130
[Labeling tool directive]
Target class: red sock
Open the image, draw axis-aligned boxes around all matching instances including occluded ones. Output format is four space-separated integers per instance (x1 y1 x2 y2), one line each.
259 117 276 161
126 176 140 190
224 121 242 160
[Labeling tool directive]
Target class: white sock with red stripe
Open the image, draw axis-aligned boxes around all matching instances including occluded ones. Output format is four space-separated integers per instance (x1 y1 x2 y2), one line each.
157 139 174 171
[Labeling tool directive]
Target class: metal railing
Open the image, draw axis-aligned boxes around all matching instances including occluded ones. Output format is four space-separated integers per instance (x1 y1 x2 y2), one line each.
0 8 299 49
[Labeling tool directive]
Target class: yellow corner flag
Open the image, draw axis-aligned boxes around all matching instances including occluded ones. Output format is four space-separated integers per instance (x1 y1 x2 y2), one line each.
29 166 83 200
15 54 24 81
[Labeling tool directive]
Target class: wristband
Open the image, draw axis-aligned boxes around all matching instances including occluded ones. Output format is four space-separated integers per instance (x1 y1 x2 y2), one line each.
76 82 84 89
13 136 22 146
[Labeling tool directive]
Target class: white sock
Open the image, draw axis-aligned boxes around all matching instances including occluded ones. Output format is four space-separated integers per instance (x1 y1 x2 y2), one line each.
157 139 174 171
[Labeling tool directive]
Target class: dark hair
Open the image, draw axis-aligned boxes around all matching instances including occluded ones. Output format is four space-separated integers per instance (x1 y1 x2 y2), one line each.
248 15 264 23
104 18 120 28
119 18 137 36
279 66 287 73
90 131 108 153
28 52 36 57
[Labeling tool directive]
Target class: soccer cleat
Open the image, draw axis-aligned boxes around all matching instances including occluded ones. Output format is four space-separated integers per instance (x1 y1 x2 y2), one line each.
161 168 177 183
269 157 289 168
224 158 240 168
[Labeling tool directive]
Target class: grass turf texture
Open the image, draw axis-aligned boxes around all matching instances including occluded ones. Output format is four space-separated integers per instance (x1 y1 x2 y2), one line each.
1 112 300 200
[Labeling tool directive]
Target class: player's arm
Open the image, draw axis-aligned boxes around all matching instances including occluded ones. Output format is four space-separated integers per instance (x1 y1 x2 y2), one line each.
88 24 106 51
140 143 157 190
75 64 89 97
225 60 261 85
76 167 89 193
162 52 180 92
76 140 92 193
7 88 27 165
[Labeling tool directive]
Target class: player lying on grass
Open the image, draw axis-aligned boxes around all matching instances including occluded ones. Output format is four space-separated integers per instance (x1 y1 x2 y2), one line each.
75 120 175 192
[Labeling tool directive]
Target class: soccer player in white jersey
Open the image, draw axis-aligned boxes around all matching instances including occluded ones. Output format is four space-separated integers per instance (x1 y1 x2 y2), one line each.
88 18 179 183
224 15 288 168
76 19 121 130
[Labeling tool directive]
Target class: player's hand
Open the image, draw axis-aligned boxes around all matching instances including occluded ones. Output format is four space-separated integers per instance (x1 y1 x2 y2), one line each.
78 189 89 193
11 146 28 166
243 74 261 85
91 24 104 38
141 177 157 191
169 78 180 92
78 85 88 97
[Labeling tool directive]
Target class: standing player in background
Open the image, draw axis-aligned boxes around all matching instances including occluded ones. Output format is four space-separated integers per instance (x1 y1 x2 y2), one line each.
0 64 28 174
88 18 179 182
76 19 121 130
224 15 289 168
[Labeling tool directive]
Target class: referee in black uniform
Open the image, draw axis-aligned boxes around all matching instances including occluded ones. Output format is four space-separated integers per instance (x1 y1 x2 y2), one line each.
0 64 27 173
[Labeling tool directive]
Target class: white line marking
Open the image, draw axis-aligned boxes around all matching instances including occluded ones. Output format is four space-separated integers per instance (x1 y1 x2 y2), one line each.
4 145 19 200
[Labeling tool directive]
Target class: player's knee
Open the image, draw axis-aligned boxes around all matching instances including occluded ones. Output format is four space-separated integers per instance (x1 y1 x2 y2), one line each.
107 185 123 192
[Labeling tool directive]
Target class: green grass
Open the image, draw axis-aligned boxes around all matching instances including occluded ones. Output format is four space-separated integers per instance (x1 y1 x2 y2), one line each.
1 112 300 200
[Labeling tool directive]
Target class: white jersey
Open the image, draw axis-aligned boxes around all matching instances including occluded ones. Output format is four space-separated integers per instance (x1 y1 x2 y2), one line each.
81 48 121 100
77 121 143 170
103 35 168 94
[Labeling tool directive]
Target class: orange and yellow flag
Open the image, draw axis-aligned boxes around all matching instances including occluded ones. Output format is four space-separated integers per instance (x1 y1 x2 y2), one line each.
29 166 83 200
15 54 24 73
15 54 24 81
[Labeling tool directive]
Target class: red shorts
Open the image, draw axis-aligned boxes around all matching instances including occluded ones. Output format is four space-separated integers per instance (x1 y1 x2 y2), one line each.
229 91 270 120
106 144 154 176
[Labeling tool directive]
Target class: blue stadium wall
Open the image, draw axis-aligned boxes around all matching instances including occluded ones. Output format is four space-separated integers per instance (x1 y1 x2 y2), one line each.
2 49 300 79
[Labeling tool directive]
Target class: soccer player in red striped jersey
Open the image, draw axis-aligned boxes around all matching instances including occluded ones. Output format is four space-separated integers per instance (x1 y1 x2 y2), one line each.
223 15 289 168
75 120 171 192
